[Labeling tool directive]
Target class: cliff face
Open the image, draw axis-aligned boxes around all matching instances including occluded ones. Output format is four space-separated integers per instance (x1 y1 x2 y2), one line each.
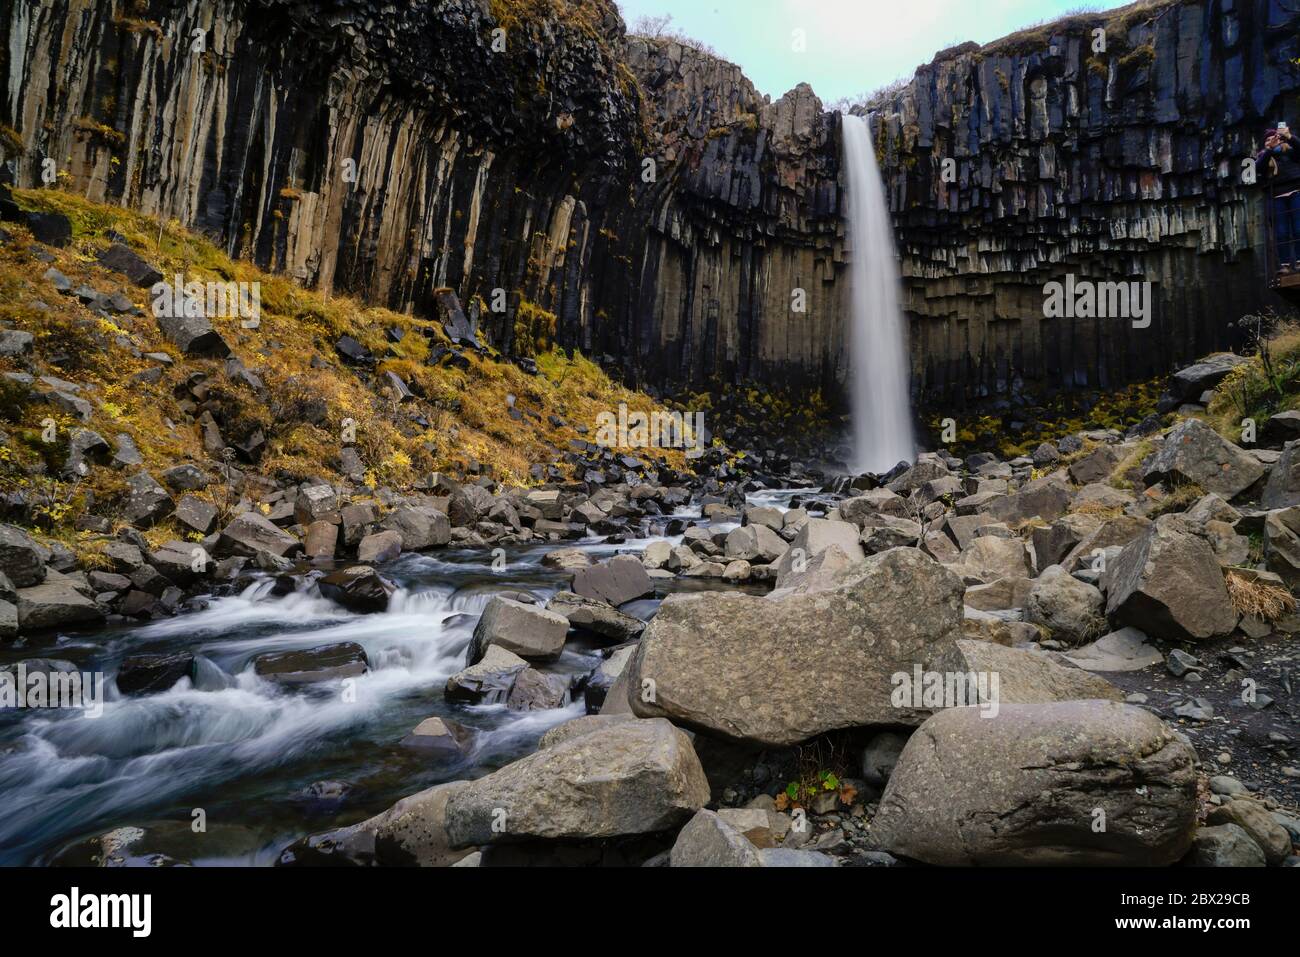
3 0 1299 413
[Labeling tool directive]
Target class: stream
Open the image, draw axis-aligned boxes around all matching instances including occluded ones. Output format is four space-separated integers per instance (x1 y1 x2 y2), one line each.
0 489 806 865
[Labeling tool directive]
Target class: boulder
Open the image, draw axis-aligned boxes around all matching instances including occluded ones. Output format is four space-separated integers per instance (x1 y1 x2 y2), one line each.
400 717 477 757
357 530 403 564
504 667 569 711
317 566 396 613
545 591 645 641
1206 798 1293 864
628 548 964 746
444 645 528 704
122 472 174 528
443 718 709 846
15 576 103 631
154 305 230 357
1067 446 1120 485
871 701 1199 865
381 506 450 550
466 597 569 664
1184 824 1267 867
772 519 864 591
723 524 788 563
1104 524 1236 641
571 554 654 607
218 512 300 558
0 523 46 587
669 810 763 867
116 652 196 696
1143 419 1264 500
932 639 1122 707
1062 627 1163 672
253 642 369 685
174 495 218 535
1025 565 1106 644
949 535 1032 583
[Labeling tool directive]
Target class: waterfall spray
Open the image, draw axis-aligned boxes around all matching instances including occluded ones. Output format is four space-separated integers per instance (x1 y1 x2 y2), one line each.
841 114 916 474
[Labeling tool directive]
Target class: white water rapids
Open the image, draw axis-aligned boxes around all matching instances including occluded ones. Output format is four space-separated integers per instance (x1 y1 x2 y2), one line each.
841 114 916 474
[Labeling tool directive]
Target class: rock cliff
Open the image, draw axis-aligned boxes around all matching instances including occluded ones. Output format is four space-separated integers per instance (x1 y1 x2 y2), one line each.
4 0 1299 414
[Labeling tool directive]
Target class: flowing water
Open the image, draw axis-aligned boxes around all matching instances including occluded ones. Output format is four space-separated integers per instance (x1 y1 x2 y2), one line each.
0 493 807 865
841 114 916 474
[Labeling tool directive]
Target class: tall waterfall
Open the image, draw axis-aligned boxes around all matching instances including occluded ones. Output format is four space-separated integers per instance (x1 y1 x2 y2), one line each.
841 114 916 474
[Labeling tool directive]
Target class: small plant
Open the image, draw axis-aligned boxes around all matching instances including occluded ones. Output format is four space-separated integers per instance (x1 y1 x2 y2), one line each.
1226 570 1297 623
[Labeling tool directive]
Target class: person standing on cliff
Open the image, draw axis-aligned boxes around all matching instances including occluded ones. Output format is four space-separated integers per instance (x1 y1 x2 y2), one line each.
1261 124 1300 275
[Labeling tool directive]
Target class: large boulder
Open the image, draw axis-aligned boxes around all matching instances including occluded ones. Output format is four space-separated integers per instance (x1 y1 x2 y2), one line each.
218 512 300 558
0 523 46 587
1104 523 1236 641
317 566 396 613
15 576 104 631
381 506 450 550
772 519 864 591
669 809 763 867
122 472 174 528
949 535 1032 584
871 701 1199 866
253 642 368 685
466 597 569 664
545 591 644 641
1025 565 1106 644
1160 353 1249 408
444 645 528 704
723 524 788 563
1143 419 1264 500
153 304 231 357
1261 441 1300 510
443 718 709 846
570 554 654 607
932 640 1122 707
627 548 964 746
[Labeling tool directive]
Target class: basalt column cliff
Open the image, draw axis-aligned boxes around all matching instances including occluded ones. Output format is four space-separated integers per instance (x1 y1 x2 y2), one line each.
3 0 1299 411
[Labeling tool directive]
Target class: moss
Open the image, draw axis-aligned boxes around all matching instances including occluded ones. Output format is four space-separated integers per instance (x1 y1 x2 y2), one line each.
513 297 557 357
1118 43 1155 74
73 117 125 148
0 124 22 155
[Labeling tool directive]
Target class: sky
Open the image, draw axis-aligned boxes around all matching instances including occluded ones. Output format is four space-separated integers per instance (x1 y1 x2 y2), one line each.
613 0 1137 103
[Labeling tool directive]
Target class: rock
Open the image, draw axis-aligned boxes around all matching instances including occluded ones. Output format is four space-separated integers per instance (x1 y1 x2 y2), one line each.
443 718 709 846
1261 440 1300 510
380 506 450 550
1104 523 1236 641
541 547 592 570
154 302 230 357
1185 824 1267 867
444 645 529 704
161 464 209 492
772 518 865 591
253 642 369 685
538 713 638 749
723 524 788 563
641 540 672 569
317 566 396 613
628 548 964 746
467 597 569 664
758 848 836 867
872 701 1198 866
950 535 1032 583
963 576 1033 611
669 809 763 867
333 335 374 365
15 576 104 631
0 523 46 586
400 717 477 757
116 652 196 696
174 495 218 535
294 484 339 525
504 667 570 711
840 489 909 524
0 329 33 357
545 591 645 641
122 472 174 528
1206 798 1293 864
934 639 1122 706
1143 419 1264 500
1025 565 1105 644
96 243 163 287
571 554 654 607
303 521 339 560
1163 354 1250 407
1067 446 1120 485
340 503 378 546
218 512 300 558
25 210 72 246
357 530 403 563
1062 627 1162 672
0 600 15 639
61 428 111 480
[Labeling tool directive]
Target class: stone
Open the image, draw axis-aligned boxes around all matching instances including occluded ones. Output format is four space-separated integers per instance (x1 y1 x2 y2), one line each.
122 472 174 528
0 523 46 587
950 535 1032 583
545 591 645 641
628 548 964 746
154 305 230 357
758 848 836 867
1025 565 1105 644
303 521 339 560
1067 446 1120 485
161 464 209 492
294 484 339 525
443 718 709 846
0 329 33 357
669 810 763 867
116 652 196 696
933 639 1123 706
97 242 164 287
840 488 909 524
15 576 104 631
357 530 403 563
218 512 300 558
253 642 369 685
1206 798 1293 864
571 554 654 607
1143 419 1264 500
174 495 218 535
467 597 569 664
444 645 529 704
380 505 450 550
317 566 396 613
504 667 570 711
872 701 1198 866
1063 627 1162 672
772 518 865 591
723 523 788 563
400 717 477 757
1185 824 1266 867
861 731 909 787
1104 523 1236 641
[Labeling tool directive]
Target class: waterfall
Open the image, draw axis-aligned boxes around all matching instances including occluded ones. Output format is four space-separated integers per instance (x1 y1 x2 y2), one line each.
841 114 916 474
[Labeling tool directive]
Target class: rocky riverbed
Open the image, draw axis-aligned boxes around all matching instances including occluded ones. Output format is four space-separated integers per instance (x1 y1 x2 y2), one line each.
3 348 1300 867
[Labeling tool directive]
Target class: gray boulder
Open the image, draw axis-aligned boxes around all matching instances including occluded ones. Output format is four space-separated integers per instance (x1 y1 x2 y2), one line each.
871 701 1199 865
381 506 450 550
545 591 645 641
218 512 300 558
1143 419 1264 500
1025 565 1106 644
571 554 654 607
466 597 569 664
933 639 1122 707
15 575 104 631
669 810 763 867
1184 824 1267 867
0 523 46 586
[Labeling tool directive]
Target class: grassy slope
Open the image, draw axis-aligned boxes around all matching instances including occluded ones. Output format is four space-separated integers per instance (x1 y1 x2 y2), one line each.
0 188 686 559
